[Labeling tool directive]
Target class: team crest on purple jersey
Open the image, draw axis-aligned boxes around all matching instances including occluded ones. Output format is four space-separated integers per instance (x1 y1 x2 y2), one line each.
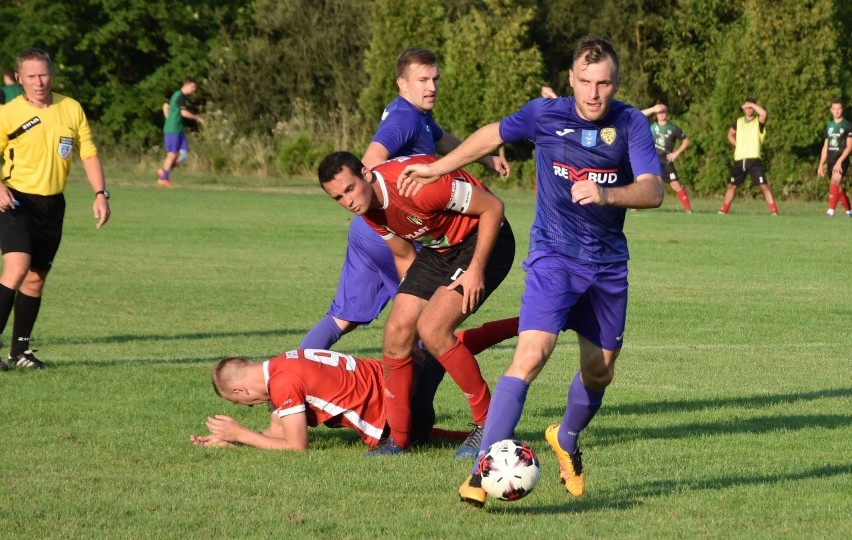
581 130 597 147
601 128 617 145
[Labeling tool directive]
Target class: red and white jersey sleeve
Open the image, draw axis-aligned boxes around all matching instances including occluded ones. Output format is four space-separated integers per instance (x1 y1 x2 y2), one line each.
264 350 386 447
364 154 491 252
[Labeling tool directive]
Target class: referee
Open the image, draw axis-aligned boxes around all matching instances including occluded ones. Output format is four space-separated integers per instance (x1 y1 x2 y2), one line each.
0 48 111 370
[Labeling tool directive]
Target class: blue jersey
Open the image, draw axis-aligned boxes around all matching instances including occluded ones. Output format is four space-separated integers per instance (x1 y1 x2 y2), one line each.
499 97 661 263
371 96 444 156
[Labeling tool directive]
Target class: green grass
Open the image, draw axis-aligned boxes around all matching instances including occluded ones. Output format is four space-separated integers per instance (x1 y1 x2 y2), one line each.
0 171 850 538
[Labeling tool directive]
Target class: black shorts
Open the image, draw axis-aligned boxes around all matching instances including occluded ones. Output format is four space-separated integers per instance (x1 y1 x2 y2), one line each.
729 159 767 186
659 157 679 183
827 155 849 178
0 190 66 271
398 220 515 307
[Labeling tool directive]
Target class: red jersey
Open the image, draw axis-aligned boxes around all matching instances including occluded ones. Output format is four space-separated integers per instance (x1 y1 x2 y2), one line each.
365 154 490 252
264 349 386 448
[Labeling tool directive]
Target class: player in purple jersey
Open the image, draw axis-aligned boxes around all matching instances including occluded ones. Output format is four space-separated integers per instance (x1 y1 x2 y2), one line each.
301 48 508 352
400 37 663 507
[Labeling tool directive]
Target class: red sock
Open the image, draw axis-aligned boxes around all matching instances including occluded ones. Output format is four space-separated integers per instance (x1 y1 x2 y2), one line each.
829 184 839 210
455 317 519 355
720 203 730 214
381 354 414 448
675 188 692 212
436 340 490 425
840 189 851 211
769 202 778 214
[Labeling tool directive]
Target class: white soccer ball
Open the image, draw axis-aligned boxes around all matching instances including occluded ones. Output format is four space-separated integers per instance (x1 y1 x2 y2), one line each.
479 439 541 501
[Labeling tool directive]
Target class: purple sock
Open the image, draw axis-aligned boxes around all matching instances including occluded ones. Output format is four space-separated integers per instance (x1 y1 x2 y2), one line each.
472 376 529 474
558 372 605 454
299 314 344 350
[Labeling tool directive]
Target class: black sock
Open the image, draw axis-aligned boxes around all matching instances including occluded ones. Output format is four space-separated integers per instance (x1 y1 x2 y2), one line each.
0 284 16 340
11 292 41 357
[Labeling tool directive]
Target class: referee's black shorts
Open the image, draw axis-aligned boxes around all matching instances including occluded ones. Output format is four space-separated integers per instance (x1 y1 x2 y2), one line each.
0 189 66 271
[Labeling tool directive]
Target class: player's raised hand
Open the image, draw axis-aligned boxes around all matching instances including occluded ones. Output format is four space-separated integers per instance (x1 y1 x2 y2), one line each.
483 155 510 177
398 163 440 197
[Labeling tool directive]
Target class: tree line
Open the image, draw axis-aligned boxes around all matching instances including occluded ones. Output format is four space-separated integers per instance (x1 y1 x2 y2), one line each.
1 0 849 196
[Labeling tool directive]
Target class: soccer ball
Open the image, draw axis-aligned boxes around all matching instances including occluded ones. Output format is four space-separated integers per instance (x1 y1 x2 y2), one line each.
479 439 541 501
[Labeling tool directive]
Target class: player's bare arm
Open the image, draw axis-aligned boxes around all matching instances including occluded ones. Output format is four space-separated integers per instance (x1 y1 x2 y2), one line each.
386 235 417 280
669 137 689 162
817 139 829 176
82 155 111 229
361 142 392 170
727 127 737 147
835 135 852 176
448 187 505 314
180 109 204 125
572 173 664 209
398 122 505 197
436 133 510 177
200 413 309 451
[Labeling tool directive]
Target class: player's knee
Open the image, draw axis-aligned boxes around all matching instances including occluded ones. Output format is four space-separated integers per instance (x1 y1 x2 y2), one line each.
383 319 417 356
416 324 455 357
581 366 613 390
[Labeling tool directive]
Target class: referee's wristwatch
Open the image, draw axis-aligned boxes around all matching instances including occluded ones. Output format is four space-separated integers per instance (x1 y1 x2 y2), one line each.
95 190 110 200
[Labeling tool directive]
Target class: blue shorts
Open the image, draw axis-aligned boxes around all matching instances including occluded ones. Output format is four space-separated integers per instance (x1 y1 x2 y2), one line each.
164 133 188 154
519 251 628 350
327 216 400 324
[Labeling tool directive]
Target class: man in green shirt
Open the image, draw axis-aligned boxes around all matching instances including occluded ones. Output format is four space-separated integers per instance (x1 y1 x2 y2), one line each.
157 78 204 186
817 98 852 217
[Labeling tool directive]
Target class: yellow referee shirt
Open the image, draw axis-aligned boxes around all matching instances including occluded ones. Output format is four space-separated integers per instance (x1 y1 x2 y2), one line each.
0 93 98 196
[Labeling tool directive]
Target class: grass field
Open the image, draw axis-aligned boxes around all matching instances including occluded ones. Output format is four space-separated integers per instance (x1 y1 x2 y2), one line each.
1 170 850 538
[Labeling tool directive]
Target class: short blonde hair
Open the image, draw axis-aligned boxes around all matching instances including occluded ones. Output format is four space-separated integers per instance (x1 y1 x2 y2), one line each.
212 357 252 397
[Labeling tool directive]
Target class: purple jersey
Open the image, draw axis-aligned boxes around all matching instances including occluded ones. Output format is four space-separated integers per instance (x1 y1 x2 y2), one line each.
499 97 661 263
371 96 444 156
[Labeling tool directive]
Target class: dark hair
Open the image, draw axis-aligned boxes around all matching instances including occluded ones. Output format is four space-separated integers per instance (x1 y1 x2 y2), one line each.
831 98 844 106
395 48 438 79
183 77 197 85
16 48 52 71
318 151 366 185
745 96 757 104
3 69 15 79
573 37 619 79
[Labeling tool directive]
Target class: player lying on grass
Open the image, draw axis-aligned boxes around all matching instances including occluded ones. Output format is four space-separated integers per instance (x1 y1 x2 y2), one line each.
190 318 518 451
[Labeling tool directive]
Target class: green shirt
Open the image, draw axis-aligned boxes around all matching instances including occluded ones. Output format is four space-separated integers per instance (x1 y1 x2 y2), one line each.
2 84 23 103
650 122 686 155
824 118 851 157
163 89 187 134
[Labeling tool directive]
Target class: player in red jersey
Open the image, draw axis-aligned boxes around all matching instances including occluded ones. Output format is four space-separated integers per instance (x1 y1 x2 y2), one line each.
190 318 518 451
318 152 515 455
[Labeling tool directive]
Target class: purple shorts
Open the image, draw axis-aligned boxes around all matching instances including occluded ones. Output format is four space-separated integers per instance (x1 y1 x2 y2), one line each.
164 133 188 154
327 216 400 324
519 251 628 350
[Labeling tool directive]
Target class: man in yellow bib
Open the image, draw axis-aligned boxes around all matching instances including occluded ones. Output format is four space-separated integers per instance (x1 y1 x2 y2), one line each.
719 97 778 215
0 48 111 370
